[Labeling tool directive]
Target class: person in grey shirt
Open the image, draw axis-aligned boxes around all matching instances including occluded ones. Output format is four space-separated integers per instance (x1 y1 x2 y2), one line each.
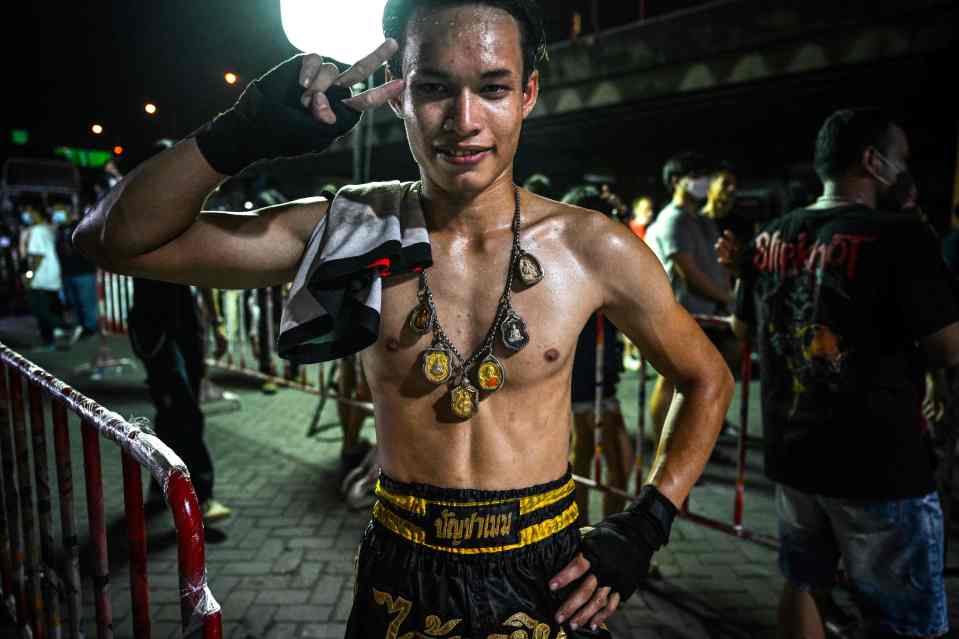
646 152 738 455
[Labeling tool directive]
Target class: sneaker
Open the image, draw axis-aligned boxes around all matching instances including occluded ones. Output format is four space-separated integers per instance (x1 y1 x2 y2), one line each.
260 380 278 395
68 325 84 346
201 499 234 524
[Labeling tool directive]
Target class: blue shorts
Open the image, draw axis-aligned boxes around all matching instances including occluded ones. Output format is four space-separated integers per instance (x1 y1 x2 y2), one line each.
776 484 948 637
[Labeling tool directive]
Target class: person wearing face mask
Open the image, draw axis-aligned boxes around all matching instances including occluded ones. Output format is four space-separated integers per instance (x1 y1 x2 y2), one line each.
21 205 73 350
645 152 735 457
720 108 957 638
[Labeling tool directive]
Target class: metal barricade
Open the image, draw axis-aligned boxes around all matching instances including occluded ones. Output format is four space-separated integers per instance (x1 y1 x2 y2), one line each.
572 313 777 549
0 341 223 638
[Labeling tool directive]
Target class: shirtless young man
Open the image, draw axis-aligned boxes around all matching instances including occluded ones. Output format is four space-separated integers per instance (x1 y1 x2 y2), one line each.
75 1 733 636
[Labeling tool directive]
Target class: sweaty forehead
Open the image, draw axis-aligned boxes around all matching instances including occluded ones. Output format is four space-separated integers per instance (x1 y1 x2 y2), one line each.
402 5 523 76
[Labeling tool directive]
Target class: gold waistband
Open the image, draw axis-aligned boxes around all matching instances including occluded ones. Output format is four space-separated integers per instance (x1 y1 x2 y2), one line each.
375 478 576 516
372 478 579 555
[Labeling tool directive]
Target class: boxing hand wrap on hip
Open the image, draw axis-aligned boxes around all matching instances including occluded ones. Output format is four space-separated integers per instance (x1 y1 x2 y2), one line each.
578 484 678 602
193 55 360 175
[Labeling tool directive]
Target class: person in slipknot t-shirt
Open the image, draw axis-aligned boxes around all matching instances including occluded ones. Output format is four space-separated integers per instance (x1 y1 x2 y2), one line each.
728 108 959 638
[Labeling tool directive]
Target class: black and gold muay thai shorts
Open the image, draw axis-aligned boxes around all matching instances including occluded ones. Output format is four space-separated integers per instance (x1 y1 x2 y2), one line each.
345 471 613 639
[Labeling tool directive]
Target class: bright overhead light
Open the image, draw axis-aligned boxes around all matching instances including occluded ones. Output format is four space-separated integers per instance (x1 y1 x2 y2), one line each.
91 124 103 135
225 72 238 85
113 146 124 155
281 0 387 64
145 103 158 115
244 201 254 210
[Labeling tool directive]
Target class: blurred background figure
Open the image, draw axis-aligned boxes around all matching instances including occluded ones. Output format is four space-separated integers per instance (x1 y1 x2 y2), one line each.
125 139 232 524
941 205 959 281
628 196 655 242
523 173 554 200
705 163 759 265
645 152 738 463
336 355 374 490
562 185 633 522
21 203 75 350
56 200 100 339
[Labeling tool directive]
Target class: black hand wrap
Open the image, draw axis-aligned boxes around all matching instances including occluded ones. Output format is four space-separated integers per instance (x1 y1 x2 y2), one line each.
194 55 361 175
578 484 678 602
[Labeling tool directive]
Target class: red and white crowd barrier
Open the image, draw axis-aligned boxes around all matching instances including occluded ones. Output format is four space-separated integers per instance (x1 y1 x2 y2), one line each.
0 341 223 638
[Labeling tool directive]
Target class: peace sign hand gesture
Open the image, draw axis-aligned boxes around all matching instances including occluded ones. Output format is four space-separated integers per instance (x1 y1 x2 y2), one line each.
195 39 405 176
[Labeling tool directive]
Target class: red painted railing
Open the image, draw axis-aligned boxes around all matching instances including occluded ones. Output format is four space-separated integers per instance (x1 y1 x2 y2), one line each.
0 341 223 638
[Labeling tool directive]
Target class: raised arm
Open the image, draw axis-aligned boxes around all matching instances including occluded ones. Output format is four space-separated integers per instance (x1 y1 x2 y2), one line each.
74 40 404 290
73 139 329 289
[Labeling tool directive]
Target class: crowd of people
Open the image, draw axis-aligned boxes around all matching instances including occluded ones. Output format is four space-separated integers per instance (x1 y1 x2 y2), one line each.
4 197 100 350
3 0 957 637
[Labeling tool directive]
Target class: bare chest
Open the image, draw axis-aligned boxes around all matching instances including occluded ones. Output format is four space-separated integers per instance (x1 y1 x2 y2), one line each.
362 238 595 400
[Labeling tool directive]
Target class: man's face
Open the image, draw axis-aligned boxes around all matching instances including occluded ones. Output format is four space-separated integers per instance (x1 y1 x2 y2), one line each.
675 170 711 203
869 125 915 210
708 171 737 218
393 5 539 197
633 197 653 225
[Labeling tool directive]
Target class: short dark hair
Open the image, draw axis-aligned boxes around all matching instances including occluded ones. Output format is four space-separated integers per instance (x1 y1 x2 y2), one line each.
662 151 710 191
523 173 551 196
814 108 897 181
383 0 547 83
562 185 616 219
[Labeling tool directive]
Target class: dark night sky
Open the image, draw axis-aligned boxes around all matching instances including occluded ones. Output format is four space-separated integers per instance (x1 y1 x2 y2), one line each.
5 1 650 162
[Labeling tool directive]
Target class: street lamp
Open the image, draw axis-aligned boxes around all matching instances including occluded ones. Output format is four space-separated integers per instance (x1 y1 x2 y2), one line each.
145 103 158 115
114 146 124 156
91 124 103 135
280 0 386 64
225 72 238 85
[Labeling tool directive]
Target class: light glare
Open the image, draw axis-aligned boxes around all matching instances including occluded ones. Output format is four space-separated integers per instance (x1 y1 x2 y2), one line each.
145 103 158 115
225 72 238 85
91 124 103 135
281 0 387 64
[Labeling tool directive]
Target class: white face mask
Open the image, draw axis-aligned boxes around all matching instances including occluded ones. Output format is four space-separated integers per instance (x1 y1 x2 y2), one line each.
52 210 68 225
685 176 711 201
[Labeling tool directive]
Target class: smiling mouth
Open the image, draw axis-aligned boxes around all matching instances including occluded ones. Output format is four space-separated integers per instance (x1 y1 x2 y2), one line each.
435 147 493 164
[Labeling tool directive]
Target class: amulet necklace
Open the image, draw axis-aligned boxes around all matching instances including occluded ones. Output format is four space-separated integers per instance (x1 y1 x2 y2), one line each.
408 184 544 420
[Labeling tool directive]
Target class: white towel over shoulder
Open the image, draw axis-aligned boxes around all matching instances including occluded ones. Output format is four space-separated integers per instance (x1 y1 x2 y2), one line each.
278 180 431 363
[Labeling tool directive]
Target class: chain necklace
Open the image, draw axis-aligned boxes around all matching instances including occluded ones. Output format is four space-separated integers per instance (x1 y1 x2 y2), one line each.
408 184 544 419
816 195 864 206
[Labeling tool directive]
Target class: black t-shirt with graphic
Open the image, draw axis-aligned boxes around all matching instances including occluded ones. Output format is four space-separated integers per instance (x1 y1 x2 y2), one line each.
735 204 958 499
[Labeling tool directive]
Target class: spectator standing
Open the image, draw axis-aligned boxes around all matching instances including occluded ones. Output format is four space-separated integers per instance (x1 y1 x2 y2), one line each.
56 202 99 339
22 206 74 350
645 153 736 455
123 140 232 523
731 108 958 638
628 196 655 241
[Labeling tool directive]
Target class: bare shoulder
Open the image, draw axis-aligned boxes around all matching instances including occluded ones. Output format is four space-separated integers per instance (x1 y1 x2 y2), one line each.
522 192 646 265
